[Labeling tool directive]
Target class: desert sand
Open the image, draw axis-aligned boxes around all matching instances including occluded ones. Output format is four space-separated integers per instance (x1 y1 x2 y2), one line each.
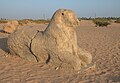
0 21 120 83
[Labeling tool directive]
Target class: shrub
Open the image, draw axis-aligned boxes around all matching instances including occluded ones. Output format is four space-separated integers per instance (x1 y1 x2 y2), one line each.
93 18 110 27
18 19 49 25
0 20 8 23
32 19 49 24
18 19 33 25
115 19 120 23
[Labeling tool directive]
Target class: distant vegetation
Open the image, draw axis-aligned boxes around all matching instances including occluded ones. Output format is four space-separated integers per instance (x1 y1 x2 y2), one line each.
0 17 120 26
0 18 8 23
93 18 111 27
18 19 50 25
78 17 120 21
78 17 120 27
0 18 50 25
114 18 120 23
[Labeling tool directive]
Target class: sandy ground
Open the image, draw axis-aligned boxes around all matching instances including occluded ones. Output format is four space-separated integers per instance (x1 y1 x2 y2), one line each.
0 21 120 83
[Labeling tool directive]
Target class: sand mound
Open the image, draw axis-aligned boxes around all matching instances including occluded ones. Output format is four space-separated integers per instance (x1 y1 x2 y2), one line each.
3 20 19 33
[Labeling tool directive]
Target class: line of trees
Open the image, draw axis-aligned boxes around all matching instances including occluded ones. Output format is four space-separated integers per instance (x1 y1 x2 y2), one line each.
78 17 120 21
78 17 120 27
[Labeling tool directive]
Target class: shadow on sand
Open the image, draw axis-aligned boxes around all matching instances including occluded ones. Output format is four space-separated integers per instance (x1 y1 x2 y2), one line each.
0 30 4 33
0 30 9 34
0 38 9 52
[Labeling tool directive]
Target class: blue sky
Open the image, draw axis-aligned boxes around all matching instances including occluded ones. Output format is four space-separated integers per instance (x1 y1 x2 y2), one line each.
0 0 120 19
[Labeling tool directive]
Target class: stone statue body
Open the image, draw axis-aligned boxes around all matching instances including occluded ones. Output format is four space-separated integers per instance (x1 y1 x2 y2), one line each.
8 9 92 71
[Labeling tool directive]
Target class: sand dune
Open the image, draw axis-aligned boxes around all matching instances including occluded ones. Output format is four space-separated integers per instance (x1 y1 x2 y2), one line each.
0 21 120 82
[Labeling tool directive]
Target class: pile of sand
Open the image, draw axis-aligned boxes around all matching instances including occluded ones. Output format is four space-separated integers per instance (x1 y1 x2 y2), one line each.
3 20 19 33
